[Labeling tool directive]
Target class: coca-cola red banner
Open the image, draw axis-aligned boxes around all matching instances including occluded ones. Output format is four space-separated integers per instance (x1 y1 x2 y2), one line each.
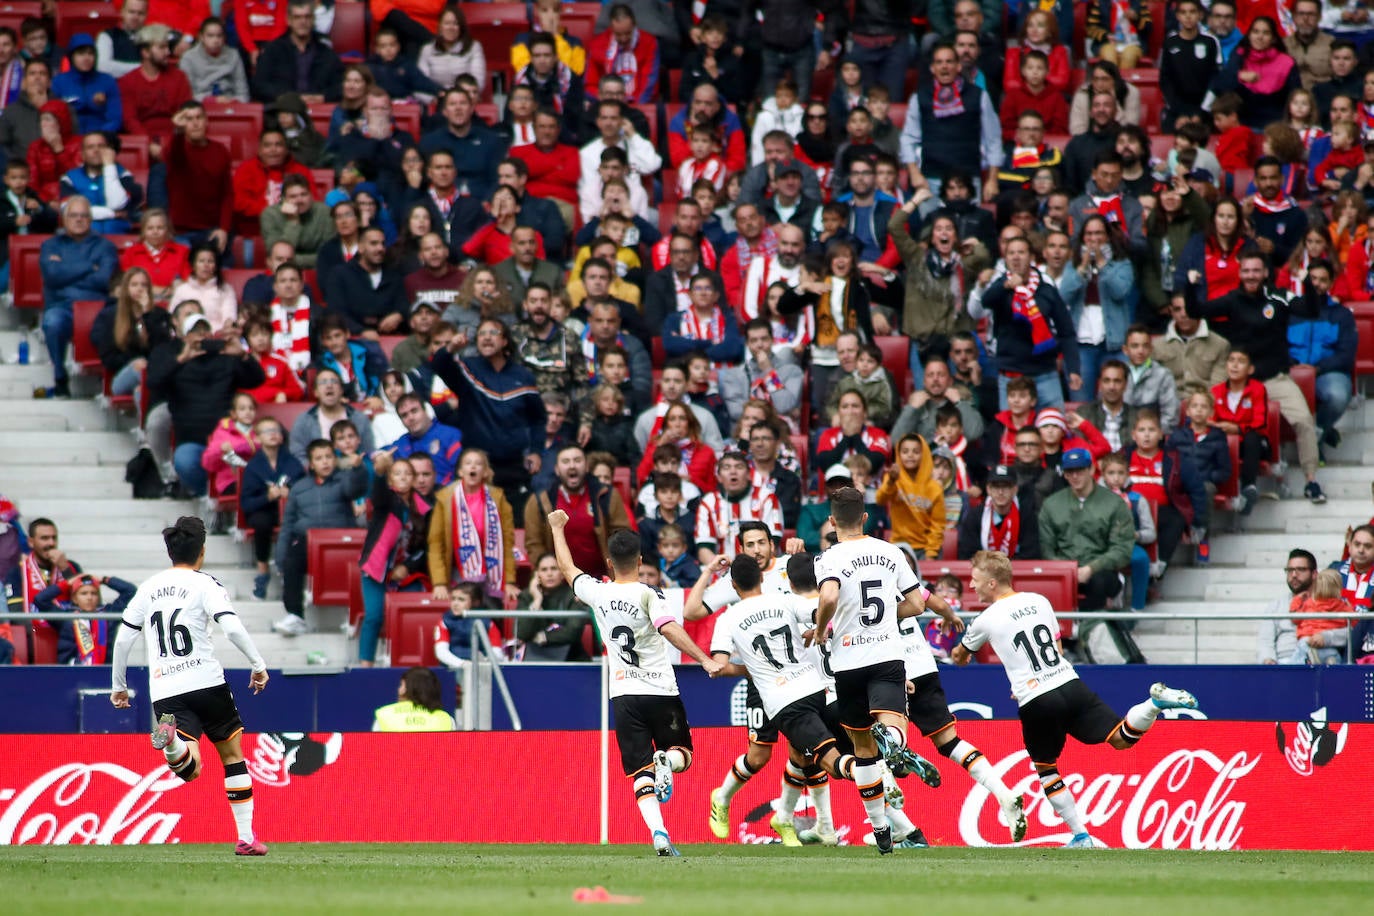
0 720 1365 849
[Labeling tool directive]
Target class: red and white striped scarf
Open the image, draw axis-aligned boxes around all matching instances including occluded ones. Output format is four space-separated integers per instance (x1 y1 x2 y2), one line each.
429 186 458 215
270 295 312 373
698 489 780 559
946 434 970 490
733 228 777 285
981 498 1021 555
677 156 728 197
682 306 725 344
606 28 643 98
1250 192 1297 214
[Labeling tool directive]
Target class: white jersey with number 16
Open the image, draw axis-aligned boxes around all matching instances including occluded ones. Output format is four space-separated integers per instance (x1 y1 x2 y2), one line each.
960 590 1078 705
120 568 234 702
814 536 920 672
573 574 681 699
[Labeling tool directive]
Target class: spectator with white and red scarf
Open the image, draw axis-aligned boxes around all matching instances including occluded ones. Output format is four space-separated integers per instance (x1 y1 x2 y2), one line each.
586 5 659 104
663 272 744 366
1067 151 1146 255
4 516 84 661
739 223 804 322
33 572 136 666
581 298 654 411
692 451 783 564
428 446 519 620
718 318 804 427
957 464 1041 560
816 389 893 476
742 416 803 528
649 198 718 272
981 235 1081 408
514 32 585 125
260 261 313 380
644 232 704 330
676 123 728 201
1245 156 1308 266
1331 525 1374 618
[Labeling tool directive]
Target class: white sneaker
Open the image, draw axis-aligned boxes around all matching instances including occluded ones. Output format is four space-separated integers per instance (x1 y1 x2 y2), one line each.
652 750 674 802
797 825 839 846
272 614 308 636
1002 795 1028 842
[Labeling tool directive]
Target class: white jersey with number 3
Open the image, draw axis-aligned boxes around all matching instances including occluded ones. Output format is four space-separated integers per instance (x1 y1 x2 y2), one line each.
960 590 1077 705
815 536 920 672
120 568 235 702
573 574 681 699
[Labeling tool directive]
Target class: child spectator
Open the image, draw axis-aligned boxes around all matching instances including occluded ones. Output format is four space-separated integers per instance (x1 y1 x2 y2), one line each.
315 314 385 404
677 123 728 199
1163 122 1222 186
434 581 479 675
924 573 965 659
1288 568 1352 664
358 453 432 666
827 60 866 137
34 573 136 665
1259 122 1308 200
933 404 976 497
1000 49 1070 141
594 345 649 415
1122 324 1180 433
684 351 732 437
865 86 899 157
845 453 879 505
874 154 905 205
637 444 704 515
1086 0 1151 70
985 376 1039 466
0 160 55 291
1037 407 1112 472
200 392 259 498
929 446 964 531
367 27 440 104
826 343 895 428
750 77 803 164
582 382 639 470
1211 347 1269 516
1100 451 1158 611
1125 409 1207 582
243 318 305 404
1312 121 1363 193
638 472 694 561
1006 9 1071 94
678 15 742 106
1211 93 1257 174
1167 389 1231 563
875 434 945 561
239 415 304 600
1285 88 1325 156
331 420 374 524
656 523 700 587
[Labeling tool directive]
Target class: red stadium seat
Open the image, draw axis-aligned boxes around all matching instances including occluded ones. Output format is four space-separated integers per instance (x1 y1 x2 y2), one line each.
310 168 335 201
562 15 595 48
9 234 49 309
920 560 1078 638
330 0 369 57
1136 85 1163 132
71 299 104 376
204 102 265 161
8 621 28 664
56 2 118 46
874 335 910 396
1349 301 1374 382
307 101 336 138
809 67 834 104
30 624 57 664
465 4 529 63
886 103 907 129
384 593 446 667
632 103 658 147
223 268 258 301
0 2 41 34
233 235 265 269
256 400 310 433
1121 68 1159 86
115 134 150 171
377 335 407 361
941 527 958 560
307 528 364 607
393 102 423 140
612 466 635 511
1147 1 1166 59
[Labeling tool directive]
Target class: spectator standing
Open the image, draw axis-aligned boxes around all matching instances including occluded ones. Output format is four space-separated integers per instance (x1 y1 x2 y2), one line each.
900 43 1002 198
356 452 433 665
38 197 118 398
52 35 122 135
427 448 520 611
981 235 1081 408
251 0 342 103
586 4 660 104
523 445 633 578
1209 16 1300 129
419 88 506 200
160 103 231 253
117 25 190 142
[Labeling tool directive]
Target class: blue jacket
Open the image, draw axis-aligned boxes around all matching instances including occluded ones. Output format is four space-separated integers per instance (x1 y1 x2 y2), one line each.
318 341 386 400
1249 203 1307 267
1288 294 1356 375
59 165 143 234
662 307 744 364
1166 424 1232 488
385 422 464 488
431 348 546 465
418 121 508 201
38 232 119 312
34 576 136 665
52 67 122 134
1059 257 1135 352
240 448 307 516
366 54 442 102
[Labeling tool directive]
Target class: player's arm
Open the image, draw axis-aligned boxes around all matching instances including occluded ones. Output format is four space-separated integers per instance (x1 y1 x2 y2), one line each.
109 624 140 707
903 587 964 635
807 578 840 647
218 613 270 693
659 619 725 675
683 555 729 621
710 651 747 677
546 509 586 584
951 616 988 666
950 643 973 665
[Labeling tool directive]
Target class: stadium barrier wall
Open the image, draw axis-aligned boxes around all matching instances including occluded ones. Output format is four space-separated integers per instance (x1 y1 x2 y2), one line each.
1 664 1372 733
0 721 1367 850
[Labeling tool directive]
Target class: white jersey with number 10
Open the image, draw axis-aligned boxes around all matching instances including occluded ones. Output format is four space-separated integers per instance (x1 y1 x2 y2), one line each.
814 536 920 672
960 590 1078 705
573 574 681 699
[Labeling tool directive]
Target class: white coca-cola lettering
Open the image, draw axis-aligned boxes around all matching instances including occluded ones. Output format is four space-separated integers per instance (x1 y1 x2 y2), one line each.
958 749 1257 850
245 733 291 786
1283 721 1317 776
0 764 183 845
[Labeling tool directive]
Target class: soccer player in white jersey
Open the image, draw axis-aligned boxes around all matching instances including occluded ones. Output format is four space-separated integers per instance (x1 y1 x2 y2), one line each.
109 517 270 856
953 550 1199 848
808 487 963 854
547 508 725 856
684 520 800 842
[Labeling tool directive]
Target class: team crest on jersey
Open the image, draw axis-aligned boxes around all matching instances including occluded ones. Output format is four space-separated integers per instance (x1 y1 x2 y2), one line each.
429 439 440 455
1262 304 1275 319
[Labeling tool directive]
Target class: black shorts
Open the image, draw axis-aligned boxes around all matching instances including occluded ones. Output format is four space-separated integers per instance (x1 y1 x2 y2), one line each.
1017 679 1121 765
744 678 779 745
833 660 908 731
906 672 957 740
611 694 694 777
772 690 845 758
153 683 244 744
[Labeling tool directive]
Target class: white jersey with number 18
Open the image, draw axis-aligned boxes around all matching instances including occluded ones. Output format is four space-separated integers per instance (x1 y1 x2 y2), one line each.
960 590 1078 705
120 568 235 702
573 574 681 699
814 536 920 672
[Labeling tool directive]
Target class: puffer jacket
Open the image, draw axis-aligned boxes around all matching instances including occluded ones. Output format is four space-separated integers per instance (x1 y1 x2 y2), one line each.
201 418 258 496
1166 424 1232 488
1288 293 1356 374
26 100 82 201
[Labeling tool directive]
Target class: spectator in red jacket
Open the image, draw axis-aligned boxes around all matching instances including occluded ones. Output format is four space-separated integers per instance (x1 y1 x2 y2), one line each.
462 187 547 265
1211 347 1269 515
511 107 579 229
119 207 189 300
243 316 306 404
25 99 81 201
586 4 659 105
231 125 313 237
164 101 232 252
117 24 191 143
234 0 289 64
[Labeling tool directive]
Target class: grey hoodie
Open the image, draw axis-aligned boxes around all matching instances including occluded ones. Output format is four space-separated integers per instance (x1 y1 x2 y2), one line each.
178 42 250 102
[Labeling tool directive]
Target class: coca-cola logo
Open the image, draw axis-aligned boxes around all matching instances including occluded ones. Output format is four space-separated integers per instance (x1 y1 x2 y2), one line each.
735 797 852 846
245 732 344 787
959 748 1258 850
1277 707 1347 776
0 763 184 845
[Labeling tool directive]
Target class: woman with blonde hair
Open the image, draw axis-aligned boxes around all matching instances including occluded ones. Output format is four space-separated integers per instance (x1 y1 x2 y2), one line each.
428 447 519 608
442 266 516 352
92 266 155 399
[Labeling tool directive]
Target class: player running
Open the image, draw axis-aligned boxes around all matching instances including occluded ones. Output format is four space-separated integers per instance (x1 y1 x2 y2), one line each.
547 509 725 857
952 550 1199 848
109 517 270 856
807 487 962 854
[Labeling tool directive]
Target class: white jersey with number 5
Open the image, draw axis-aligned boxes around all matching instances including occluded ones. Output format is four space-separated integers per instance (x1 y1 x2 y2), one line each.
960 590 1077 705
120 568 235 702
573 574 681 699
710 593 827 718
815 536 920 671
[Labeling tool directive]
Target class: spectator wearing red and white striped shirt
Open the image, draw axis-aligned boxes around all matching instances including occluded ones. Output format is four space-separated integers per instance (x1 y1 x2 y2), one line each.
693 451 783 565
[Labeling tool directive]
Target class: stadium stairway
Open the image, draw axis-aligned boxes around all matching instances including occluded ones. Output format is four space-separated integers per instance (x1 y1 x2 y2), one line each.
0 318 348 670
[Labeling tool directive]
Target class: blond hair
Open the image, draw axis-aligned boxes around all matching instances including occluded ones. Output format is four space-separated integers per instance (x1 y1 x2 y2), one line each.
971 550 1014 586
1311 568 1344 601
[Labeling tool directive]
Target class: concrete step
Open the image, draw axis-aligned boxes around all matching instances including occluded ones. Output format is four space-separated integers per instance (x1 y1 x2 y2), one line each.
14 498 188 522
1155 567 1284 600
63 533 249 566
118 630 353 669
1206 533 1346 566
3 463 129 485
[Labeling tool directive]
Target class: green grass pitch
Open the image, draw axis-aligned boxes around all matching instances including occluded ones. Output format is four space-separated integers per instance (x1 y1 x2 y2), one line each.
5 845 1373 915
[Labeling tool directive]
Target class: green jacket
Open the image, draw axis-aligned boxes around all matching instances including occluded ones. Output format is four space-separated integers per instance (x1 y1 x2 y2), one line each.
889 205 988 342
260 200 334 269
1037 484 1135 580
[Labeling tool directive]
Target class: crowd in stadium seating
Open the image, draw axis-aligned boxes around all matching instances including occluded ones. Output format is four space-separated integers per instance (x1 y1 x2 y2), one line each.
4 0 1374 667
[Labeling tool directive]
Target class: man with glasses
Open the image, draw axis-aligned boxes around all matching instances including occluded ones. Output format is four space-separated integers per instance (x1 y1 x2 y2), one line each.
38 196 119 397
250 0 341 103
1257 549 1316 663
742 419 802 527
828 161 896 268
1204 0 1242 63
996 111 1064 192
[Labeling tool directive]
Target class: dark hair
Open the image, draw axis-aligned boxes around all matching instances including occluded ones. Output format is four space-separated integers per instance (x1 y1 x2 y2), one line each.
188 242 224 288
730 553 762 591
934 404 962 426
652 471 682 493
786 553 817 593
737 520 772 544
329 419 359 441
1087 59 1128 105
281 172 311 194
581 256 614 280
1287 548 1317 570
163 516 206 566
306 438 334 458
317 312 350 339
829 487 866 528
401 666 445 711
1099 357 1128 378
27 517 55 538
395 392 425 413
606 527 641 572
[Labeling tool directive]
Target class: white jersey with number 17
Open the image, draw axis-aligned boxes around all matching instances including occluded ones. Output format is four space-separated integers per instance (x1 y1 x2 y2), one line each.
120 568 234 702
573 574 681 699
960 590 1078 705
814 536 920 672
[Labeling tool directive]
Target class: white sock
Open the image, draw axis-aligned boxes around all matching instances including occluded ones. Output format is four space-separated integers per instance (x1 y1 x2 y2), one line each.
162 731 187 762
943 739 1016 806
776 762 805 823
1039 767 1086 835
1126 699 1161 734
810 779 833 832
718 754 755 802
634 776 666 838
665 748 689 772
887 804 916 840
852 758 888 831
225 769 254 844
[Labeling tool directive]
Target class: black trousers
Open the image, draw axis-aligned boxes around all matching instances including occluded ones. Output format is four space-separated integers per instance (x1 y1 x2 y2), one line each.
281 536 308 617
1156 502 1187 567
1238 430 1267 488
245 507 278 565
1079 568 1123 611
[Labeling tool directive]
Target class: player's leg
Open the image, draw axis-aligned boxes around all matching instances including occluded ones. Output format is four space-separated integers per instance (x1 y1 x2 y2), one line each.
868 663 937 780
770 746 806 847
151 700 202 783
614 698 679 856
1021 690 1091 847
201 685 264 855
1107 682 1199 749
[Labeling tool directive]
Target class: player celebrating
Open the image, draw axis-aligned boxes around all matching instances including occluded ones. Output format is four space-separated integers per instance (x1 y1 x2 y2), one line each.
547 508 725 857
953 550 1199 848
807 487 962 854
109 517 270 856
